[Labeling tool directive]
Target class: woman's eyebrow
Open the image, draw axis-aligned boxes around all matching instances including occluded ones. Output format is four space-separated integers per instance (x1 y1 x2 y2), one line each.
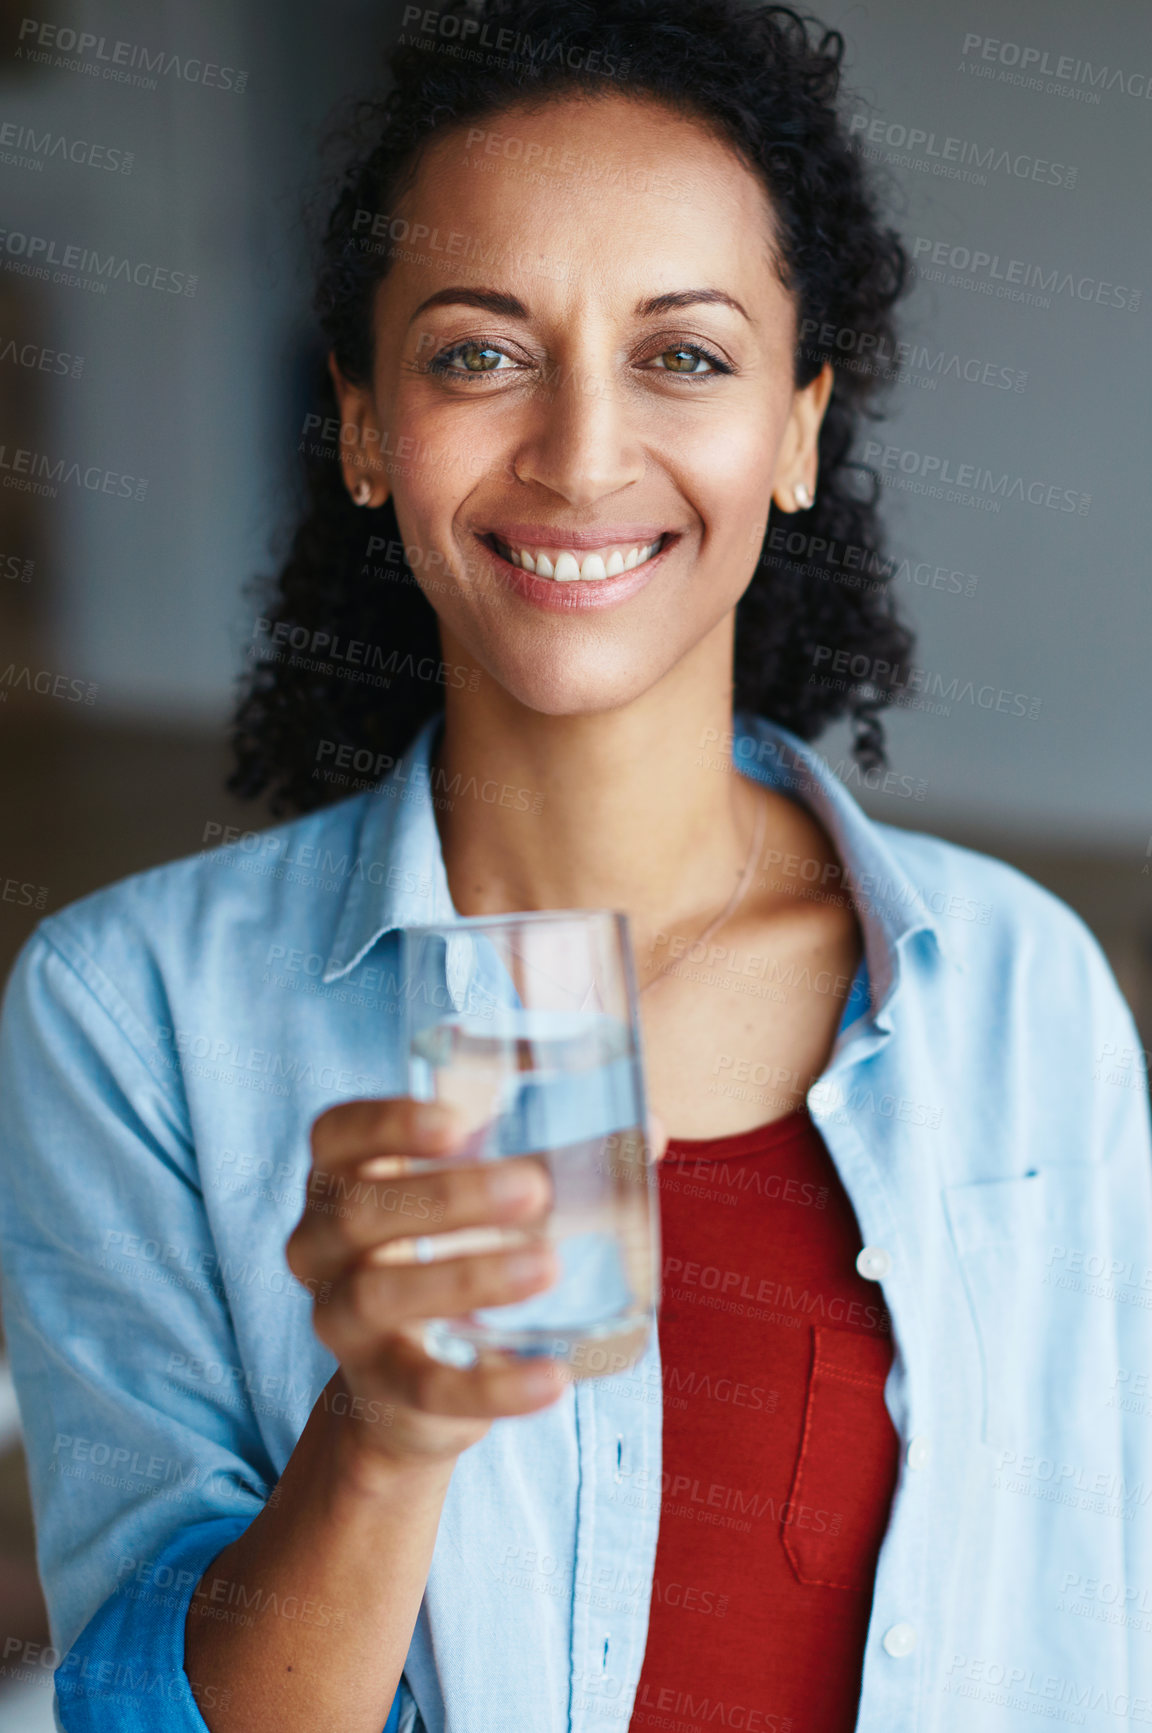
408 286 752 325
410 287 529 323
636 288 751 321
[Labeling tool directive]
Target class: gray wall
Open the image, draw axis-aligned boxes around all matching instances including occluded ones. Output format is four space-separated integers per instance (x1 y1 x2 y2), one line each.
1 0 1149 843
0 0 390 722
814 0 1152 845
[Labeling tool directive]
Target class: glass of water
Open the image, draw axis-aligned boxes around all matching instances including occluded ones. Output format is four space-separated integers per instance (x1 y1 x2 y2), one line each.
399 910 660 1378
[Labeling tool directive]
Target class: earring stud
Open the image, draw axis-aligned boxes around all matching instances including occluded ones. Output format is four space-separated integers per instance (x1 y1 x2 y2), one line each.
352 478 372 507
793 482 813 510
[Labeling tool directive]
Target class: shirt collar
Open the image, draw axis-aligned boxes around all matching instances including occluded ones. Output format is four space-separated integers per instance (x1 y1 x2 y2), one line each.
323 708 950 1008
722 710 952 1011
322 711 454 983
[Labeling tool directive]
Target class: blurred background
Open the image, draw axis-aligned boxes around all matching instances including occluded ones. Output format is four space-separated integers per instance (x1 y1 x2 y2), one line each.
0 0 1149 1721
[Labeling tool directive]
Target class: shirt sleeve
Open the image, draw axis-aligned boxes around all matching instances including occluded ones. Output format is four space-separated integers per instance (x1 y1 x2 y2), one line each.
0 922 279 1730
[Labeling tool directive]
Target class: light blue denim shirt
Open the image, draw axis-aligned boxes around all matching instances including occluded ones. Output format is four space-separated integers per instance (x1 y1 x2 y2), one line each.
1 710 1150 1733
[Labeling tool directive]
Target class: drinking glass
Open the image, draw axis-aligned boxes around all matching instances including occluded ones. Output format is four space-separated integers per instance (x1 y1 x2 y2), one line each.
399 910 660 1378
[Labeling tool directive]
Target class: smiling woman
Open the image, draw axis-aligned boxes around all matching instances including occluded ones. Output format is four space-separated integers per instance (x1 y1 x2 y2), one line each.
0 2 1149 1732
230 0 912 812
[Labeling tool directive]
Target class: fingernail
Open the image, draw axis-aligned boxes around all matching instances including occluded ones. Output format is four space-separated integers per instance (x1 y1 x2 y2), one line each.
359 1156 407 1180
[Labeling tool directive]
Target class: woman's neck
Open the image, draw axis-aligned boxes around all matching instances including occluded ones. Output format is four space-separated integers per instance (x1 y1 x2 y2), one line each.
431 629 783 950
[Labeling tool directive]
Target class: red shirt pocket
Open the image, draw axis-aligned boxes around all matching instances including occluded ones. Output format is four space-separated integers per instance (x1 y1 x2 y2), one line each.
781 1324 899 1591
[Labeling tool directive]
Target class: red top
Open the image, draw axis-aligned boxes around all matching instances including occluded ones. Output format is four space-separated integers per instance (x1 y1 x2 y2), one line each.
628 1108 899 1733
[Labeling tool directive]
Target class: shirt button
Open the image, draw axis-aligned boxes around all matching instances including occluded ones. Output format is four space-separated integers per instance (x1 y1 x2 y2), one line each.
906 1436 931 1471
882 1623 917 1658
856 1246 891 1281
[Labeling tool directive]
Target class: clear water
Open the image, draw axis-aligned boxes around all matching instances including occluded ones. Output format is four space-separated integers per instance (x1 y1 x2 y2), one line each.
411 1011 656 1372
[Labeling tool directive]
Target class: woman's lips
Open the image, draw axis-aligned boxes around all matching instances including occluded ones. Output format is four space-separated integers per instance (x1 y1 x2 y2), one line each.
483 522 671 551
488 532 663 582
473 530 676 611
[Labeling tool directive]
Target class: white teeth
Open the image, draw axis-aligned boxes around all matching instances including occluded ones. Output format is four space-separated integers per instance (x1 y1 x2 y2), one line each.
501 537 664 579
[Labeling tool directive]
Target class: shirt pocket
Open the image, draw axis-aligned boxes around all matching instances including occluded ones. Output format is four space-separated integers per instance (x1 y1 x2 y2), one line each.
781 1324 898 1591
942 1167 1113 1453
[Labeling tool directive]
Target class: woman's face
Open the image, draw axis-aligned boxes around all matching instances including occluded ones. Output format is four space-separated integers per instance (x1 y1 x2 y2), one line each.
334 92 832 714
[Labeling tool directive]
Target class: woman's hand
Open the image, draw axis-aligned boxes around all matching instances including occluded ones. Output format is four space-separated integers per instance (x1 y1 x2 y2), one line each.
286 1097 566 1479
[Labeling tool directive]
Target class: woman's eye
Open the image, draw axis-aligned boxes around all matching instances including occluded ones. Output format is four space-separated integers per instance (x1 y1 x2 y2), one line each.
433 343 514 374
649 346 723 375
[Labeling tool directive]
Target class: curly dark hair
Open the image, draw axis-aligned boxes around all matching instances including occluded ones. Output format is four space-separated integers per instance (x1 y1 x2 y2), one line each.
230 0 914 815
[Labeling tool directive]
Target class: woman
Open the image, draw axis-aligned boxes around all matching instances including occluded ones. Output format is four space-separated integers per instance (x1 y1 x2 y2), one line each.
1 1 1149 1729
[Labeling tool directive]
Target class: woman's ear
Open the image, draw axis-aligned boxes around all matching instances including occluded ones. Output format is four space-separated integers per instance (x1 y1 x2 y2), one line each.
771 361 834 513
327 350 391 511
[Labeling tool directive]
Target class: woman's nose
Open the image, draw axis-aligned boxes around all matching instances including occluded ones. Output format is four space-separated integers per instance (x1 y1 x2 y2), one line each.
511 361 647 507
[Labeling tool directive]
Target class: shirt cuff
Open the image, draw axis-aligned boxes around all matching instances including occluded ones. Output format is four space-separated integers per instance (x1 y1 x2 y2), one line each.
54 1515 251 1731
54 1513 405 1733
